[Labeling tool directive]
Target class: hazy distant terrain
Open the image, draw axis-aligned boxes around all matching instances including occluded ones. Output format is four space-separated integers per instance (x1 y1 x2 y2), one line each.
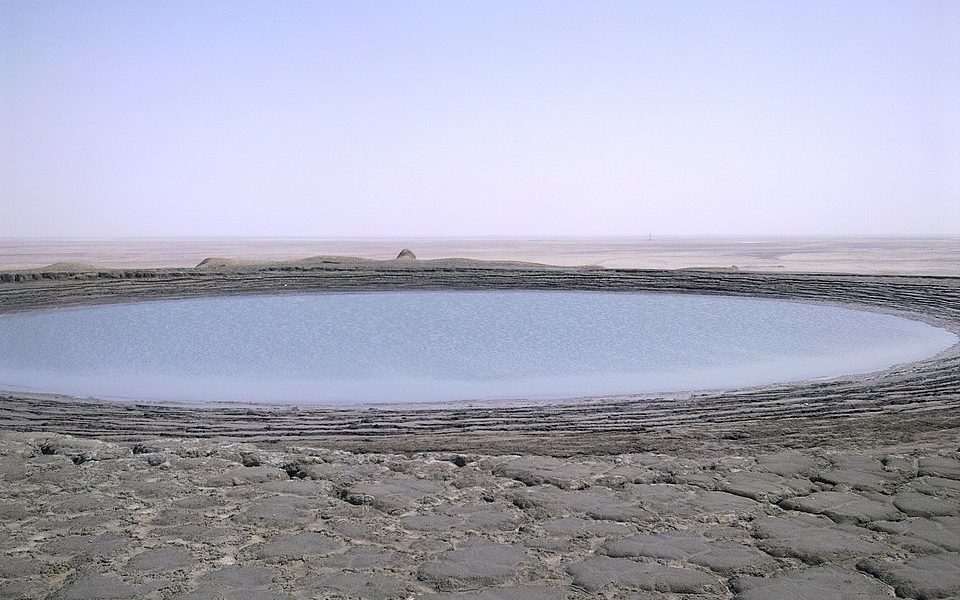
2 236 959 276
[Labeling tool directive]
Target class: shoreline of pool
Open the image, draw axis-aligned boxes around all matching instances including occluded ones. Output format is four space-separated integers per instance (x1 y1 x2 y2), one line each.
0 262 958 455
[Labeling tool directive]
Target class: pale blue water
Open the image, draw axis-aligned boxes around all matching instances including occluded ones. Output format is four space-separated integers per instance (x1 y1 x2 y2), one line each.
0 292 955 404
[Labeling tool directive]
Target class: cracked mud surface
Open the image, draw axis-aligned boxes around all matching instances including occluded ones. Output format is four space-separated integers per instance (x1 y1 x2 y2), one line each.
2 433 959 599
1 266 960 598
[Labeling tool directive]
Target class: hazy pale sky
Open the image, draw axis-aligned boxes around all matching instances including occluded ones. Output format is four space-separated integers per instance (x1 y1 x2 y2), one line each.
2 1 959 237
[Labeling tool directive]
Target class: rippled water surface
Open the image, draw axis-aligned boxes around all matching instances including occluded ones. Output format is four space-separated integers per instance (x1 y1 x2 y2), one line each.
0 291 955 403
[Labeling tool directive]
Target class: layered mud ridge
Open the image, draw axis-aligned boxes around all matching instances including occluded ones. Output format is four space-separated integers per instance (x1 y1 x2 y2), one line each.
0 262 958 454
1 263 959 599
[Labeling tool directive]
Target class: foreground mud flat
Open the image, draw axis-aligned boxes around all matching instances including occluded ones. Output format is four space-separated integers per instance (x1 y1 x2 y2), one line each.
1 262 959 598
1 432 959 599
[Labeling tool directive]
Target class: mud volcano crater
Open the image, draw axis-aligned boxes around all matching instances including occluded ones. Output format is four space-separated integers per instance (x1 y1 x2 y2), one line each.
1 264 959 452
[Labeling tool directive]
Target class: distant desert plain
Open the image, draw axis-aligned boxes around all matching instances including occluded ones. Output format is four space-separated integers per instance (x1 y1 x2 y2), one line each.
2 235 960 275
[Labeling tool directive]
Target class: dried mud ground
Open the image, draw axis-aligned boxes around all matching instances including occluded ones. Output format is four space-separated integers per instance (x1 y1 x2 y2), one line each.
1 263 960 599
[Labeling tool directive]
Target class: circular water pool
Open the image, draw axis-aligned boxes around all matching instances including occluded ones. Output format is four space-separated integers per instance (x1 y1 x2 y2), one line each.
0 291 955 404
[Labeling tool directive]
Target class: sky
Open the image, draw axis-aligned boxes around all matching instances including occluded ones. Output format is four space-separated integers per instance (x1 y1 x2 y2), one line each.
1 1 959 238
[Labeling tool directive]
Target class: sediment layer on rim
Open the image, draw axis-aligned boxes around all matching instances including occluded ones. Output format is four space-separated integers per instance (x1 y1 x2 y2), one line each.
1 264 958 455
